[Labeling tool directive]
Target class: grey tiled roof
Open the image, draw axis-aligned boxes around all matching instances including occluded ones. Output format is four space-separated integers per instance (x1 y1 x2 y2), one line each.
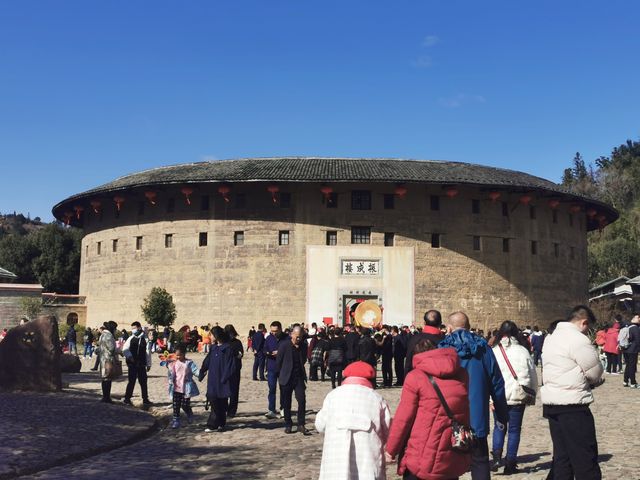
0 267 17 280
52 157 617 220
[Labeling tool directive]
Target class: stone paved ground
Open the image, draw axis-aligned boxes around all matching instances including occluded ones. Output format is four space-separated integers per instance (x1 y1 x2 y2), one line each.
0 388 156 479
13 353 640 479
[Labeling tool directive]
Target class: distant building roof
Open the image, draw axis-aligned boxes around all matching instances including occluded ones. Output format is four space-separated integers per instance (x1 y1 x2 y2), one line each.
589 276 630 293
0 267 17 281
627 275 640 285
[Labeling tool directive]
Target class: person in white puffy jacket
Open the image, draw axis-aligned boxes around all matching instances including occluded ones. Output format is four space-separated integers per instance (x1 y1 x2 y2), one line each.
490 320 538 475
541 305 604 480
315 361 391 480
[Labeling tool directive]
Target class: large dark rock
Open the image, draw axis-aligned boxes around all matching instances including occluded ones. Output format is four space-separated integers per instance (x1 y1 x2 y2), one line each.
59 353 82 373
0 315 62 391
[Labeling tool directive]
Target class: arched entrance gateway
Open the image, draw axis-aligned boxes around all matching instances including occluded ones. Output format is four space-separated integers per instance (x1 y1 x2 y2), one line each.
66 312 79 325
51 157 618 333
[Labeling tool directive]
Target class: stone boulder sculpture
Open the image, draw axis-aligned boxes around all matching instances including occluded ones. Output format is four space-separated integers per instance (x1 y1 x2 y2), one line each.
60 353 82 373
0 315 62 391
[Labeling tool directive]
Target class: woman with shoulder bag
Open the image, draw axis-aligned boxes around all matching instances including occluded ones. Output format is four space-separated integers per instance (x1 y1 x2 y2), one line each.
386 339 471 480
491 320 538 475
98 321 119 403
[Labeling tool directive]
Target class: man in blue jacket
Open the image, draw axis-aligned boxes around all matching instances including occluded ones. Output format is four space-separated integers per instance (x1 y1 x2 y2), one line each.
439 311 509 480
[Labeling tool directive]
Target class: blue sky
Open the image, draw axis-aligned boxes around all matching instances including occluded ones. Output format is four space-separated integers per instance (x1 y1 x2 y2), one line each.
1 1 639 221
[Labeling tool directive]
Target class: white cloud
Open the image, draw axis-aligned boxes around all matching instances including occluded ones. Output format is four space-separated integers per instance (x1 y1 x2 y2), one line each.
411 55 433 69
439 94 486 108
422 35 439 47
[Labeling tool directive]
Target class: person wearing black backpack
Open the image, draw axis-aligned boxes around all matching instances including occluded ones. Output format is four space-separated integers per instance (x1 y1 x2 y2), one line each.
325 327 347 388
623 315 640 388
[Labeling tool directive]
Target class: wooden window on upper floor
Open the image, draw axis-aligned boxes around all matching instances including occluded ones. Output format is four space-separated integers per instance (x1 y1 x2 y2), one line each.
135 236 143 251
472 199 480 214
234 231 244 246
165 234 173 248
384 194 395 210
430 195 440 211
351 191 371 210
326 231 337 246
473 236 481 251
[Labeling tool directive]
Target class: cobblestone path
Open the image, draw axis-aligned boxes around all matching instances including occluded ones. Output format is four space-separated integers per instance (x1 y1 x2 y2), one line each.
16 353 640 479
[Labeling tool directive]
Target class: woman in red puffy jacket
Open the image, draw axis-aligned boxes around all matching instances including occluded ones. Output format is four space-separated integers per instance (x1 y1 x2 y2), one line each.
603 321 621 374
386 339 471 479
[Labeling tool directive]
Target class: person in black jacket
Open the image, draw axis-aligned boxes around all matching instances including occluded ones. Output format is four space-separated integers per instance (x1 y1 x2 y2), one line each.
225 324 244 417
344 327 360 365
276 325 309 434
391 326 407 386
376 328 394 387
405 309 445 374
199 327 235 432
122 321 152 406
624 316 640 388
252 324 267 381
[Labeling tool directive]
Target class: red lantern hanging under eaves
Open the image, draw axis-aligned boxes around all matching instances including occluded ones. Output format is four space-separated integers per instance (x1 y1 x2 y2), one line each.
144 191 157 205
113 195 125 211
267 184 280 203
519 194 532 205
488 191 501 202
320 186 333 201
218 185 231 203
548 199 560 209
63 211 73 226
181 187 194 205
586 208 597 218
445 187 459 198
90 200 102 214
394 185 408 199
73 205 84 220
570 204 581 214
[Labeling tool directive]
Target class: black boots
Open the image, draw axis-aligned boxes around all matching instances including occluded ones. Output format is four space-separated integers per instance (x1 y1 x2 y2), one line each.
503 459 520 475
490 449 502 472
101 380 113 403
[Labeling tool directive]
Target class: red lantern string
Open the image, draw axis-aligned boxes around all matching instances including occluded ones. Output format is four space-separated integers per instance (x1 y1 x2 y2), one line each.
90 200 102 214
113 196 125 211
320 186 333 201
488 191 501 202
218 185 231 203
548 200 560 209
144 191 157 205
73 205 84 220
394 185 408 199
267 184 280 203
181 187 193 205
519 195 532 205
445 187 458 198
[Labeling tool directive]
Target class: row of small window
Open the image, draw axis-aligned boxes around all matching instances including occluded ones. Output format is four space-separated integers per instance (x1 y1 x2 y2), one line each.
91 229 575 257
470 236 577 258
93 230 286 254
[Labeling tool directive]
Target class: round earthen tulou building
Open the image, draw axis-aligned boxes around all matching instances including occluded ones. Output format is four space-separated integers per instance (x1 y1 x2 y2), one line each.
53 157 617 333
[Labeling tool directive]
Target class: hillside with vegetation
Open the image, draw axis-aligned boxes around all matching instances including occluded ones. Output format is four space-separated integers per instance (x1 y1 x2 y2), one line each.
0 213 81 293
561 139 640 287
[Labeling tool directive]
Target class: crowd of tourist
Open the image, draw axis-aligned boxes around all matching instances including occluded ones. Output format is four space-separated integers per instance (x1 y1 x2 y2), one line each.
31 302 623 479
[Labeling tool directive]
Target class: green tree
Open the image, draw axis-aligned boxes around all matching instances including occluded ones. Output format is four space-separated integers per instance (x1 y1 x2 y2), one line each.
30 224 82 293
141 287 177 328
20 296 42 320
0 221 81 293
